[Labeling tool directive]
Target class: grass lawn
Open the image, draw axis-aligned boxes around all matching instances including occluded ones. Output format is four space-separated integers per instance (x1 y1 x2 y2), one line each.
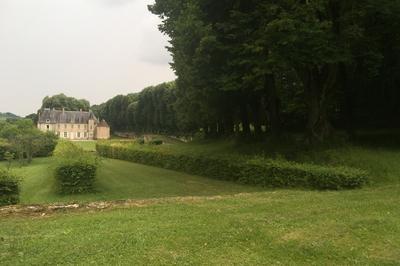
4 158 261 205
1 136 400 265
1 186 399 265
72 140 97 152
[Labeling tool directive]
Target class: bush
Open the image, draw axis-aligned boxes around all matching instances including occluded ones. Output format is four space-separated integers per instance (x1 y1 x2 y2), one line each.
135 138 145 145
149 139 163 145
96 143 368 190
54 141 99 194
0 169 20 206
0 139 11 161
54 162 97 194
34 132 58 157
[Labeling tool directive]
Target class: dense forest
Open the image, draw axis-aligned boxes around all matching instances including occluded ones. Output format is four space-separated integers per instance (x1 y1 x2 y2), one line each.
141 0 400 142
92 82 178 134
44 1 400 143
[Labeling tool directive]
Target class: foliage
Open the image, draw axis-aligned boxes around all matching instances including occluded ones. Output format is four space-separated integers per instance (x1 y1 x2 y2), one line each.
93 82 178 134
96 142 367 190
41 93 90 111
2 157 259 204
4 151 14 171
149 139 163 145
0 138 11 161
25 113 38 124
145 0 400 142
0 119 58 164
0 169 20 206
0 112 20 121
53 141 99 194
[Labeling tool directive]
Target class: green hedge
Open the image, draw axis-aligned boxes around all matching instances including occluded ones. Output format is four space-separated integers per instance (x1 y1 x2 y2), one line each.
54 141 99 194
0 169 20 206
96 143 368 190
55 162 97 194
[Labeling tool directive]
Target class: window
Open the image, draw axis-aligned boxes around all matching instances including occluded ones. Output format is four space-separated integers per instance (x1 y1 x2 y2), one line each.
71 124 74 129
46 125 50 130
78 124 81 129
64 132 68 138
84 132 87 138
77 132 81 138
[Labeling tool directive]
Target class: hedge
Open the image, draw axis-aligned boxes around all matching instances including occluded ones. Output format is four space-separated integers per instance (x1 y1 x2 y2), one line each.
55 162 97 194
0 169 20 206
96 143 368 190
53 141 99 194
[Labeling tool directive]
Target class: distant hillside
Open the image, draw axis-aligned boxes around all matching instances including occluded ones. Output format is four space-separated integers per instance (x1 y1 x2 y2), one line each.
0 112 20 121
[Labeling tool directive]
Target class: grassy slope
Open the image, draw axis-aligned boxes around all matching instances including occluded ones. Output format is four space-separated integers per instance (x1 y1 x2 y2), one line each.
6 158 261 204
1 137 400 264
72 140 97 152
1 187 399 265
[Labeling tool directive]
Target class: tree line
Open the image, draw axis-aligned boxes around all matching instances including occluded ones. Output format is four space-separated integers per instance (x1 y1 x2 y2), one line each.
144 0 400 142
92 82 178 134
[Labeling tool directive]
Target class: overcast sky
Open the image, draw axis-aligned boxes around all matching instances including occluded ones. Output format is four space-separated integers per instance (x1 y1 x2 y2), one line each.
0 0 175 116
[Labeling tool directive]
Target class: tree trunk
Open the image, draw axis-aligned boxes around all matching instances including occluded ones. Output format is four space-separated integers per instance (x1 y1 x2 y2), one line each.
265 74 281 138
250 97 263 136
239 102 251 135
304 66 337 143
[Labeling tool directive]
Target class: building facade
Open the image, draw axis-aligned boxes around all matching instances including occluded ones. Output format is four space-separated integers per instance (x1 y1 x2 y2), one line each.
37 108 110 140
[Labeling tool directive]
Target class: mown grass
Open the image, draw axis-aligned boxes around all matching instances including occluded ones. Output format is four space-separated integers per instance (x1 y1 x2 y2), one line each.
1 135 400 265
2 158 261 205
1 186 399 265
72 140 97 152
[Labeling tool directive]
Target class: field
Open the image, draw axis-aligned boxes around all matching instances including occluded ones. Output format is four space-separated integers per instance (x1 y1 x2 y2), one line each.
1 185 399 265
1 138 400 265
3 158 260 205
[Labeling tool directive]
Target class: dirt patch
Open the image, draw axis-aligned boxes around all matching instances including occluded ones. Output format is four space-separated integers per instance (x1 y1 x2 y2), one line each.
0 193 255 218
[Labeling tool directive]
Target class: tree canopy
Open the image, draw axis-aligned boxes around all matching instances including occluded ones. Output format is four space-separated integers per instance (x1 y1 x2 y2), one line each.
92 82 178 134
41 94 90 111
147 0 400 142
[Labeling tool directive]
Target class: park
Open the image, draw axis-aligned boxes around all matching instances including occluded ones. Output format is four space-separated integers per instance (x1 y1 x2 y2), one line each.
1 0 400 265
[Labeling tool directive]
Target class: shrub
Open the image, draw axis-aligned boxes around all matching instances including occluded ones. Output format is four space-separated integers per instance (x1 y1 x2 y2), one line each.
96 143 368 190
0 169 20 206
136 138 145 145
149 139 163 145
34 132 58 157
54 162 97 194
0 138 11 161
54 141 99 194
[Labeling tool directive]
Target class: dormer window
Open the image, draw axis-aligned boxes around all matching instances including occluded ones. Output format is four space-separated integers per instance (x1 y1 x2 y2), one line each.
46 119 50 123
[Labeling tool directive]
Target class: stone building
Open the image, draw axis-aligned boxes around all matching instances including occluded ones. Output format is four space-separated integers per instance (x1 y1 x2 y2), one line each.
37 108 110 140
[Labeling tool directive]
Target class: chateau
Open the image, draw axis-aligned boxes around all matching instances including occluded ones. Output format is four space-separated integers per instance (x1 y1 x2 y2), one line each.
37 108 110 140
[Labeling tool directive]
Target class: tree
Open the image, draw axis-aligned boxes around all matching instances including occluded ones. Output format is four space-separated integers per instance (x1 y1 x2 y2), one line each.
149 0 400 142
41 94 90 111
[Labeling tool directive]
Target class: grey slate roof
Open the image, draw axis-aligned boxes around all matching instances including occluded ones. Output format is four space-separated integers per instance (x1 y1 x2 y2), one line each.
38 109 97 124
